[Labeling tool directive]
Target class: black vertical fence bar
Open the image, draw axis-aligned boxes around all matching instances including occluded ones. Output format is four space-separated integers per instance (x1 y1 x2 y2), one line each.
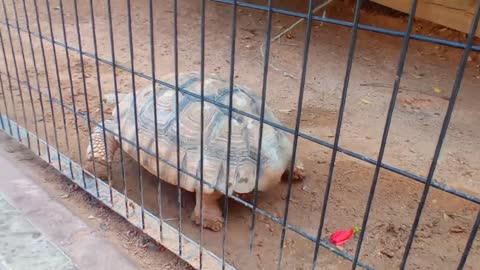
59 0 86 187
32 0 62 170
149 0 163 239
457 210 480 270
277 0 314 268
72 0 100 196
44 0 72 173
0 71 12 135
223 0 237 267
311 0 363 268
248 0 273 253
9 0 40 155
106 0 128 214
126 0 145 228
199 0 206 267
352 0 418 268
173 0 183 255
2 0 30 148
89 0 113 203
21 0 50 163
1 0 29 147
0 103 3 130
399 2 480 268
0 103 4 130
0 72 6 131
0 28 21 140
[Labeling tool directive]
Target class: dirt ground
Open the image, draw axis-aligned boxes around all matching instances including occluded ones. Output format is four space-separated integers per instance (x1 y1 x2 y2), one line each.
0 0 479 269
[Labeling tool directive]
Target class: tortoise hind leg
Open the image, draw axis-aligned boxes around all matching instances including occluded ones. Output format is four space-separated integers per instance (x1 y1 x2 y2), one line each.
191 191 224 232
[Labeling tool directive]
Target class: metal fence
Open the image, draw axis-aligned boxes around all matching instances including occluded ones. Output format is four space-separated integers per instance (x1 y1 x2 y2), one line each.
0 0 479 269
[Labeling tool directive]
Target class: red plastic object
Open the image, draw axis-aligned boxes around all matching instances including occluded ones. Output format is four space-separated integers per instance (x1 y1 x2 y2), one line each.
329 226 361 246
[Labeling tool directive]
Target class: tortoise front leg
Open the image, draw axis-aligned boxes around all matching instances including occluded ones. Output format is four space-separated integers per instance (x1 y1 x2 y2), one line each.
86 122 119 164
282 160 306 182
235 192 254 203
85 121 119 180
191 191 224 232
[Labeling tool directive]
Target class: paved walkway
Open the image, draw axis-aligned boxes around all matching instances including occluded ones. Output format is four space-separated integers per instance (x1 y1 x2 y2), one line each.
0 154 141 270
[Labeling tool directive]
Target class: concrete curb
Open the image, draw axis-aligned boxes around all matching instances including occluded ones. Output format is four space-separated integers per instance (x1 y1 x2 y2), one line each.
0 154 140 270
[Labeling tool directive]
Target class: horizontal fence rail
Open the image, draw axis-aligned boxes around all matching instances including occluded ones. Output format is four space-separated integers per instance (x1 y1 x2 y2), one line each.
0 0 479 269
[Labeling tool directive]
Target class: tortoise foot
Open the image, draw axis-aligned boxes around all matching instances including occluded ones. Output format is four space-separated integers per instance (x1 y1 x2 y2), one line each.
282 160 306 182
235 192 254 203
84 161 109 180
191 211 224 232
293 163 306 182
192 192 224 232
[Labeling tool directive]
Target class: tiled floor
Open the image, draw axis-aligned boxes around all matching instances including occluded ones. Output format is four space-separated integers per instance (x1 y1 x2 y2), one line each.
0 152 140 270
0 195 77 270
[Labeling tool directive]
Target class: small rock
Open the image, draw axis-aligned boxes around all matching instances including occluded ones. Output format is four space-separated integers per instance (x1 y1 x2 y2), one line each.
449 226 466 233
58 194 70 199
145 241 157 251
386 223 397 235
381 250 394 258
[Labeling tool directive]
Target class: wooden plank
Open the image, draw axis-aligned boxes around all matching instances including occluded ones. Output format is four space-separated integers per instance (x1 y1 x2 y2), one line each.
370 0 480 37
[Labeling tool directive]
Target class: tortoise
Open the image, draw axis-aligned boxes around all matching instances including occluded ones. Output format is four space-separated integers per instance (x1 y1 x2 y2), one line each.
86 72 305 232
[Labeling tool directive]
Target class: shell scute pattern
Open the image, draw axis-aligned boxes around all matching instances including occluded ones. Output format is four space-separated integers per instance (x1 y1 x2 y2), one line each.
115 72 293 194
168 101 217 149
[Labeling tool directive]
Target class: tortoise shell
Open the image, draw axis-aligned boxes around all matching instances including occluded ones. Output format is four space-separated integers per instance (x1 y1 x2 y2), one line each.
113 72 293 195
